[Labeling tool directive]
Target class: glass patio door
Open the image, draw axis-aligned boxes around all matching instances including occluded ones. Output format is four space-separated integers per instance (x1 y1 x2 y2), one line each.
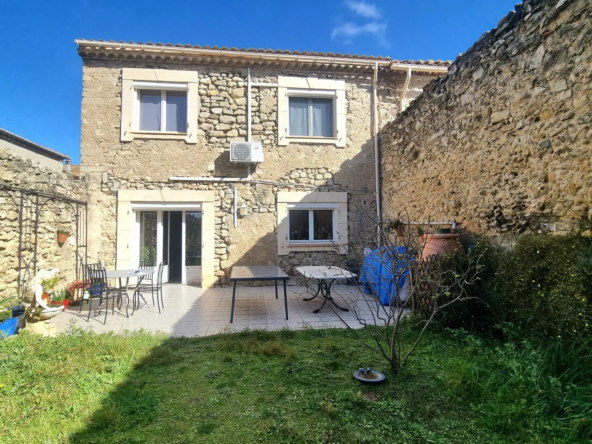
136 210 169 283
135 207 202 284
138 211 157 266
183 211 202 285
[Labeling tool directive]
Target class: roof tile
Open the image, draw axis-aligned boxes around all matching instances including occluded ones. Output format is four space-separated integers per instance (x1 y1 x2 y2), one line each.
75 39 452 66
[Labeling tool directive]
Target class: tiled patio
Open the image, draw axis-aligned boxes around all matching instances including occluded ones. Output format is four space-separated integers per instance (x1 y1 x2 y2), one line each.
51 284 376 337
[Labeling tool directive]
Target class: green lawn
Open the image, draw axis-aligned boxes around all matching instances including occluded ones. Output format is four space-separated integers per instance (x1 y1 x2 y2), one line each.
0 325 582 443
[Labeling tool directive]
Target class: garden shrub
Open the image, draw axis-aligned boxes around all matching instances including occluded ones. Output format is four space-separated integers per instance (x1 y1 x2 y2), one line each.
416 235 592 344
414 237 502 335
493 235 592 343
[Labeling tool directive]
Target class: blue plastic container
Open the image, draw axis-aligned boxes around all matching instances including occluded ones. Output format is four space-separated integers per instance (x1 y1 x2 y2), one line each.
0 318 18 338
11 306 26 331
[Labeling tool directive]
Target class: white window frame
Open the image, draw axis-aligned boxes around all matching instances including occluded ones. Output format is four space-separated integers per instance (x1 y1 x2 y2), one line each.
134 82 189 134
120 68 198 143
287 92 336 138
287 203 338 245
277 76 346 147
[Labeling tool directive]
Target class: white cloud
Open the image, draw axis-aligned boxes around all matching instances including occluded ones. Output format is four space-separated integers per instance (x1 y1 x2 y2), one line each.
345 1 380 19
331 21 390 48
332 2 389 47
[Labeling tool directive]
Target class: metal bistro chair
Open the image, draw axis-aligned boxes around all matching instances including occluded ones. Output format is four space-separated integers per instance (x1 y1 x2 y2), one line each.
133 262 165 314
84 266 126 323
136 261 156 305
83 266 107 322
156 262 165 311
79 263 102 318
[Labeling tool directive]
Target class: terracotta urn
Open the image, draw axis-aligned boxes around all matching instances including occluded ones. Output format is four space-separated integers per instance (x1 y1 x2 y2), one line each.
420 233 461 260
57 232 69 243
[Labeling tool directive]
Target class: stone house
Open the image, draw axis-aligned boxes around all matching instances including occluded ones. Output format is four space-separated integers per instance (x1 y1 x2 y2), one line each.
76 40 448 287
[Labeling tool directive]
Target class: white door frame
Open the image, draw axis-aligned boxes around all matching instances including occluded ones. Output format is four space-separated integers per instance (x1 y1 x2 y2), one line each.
181 210 186 284
131 203 202 284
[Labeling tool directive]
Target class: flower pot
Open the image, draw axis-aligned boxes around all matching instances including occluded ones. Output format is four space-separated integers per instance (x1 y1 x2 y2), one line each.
62 300 69 311
395 227 404 237
420 233 461 260
42 293 50 303
58 232 69 243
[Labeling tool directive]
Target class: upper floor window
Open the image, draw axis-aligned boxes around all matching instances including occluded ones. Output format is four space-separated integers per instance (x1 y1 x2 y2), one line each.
121 69 198 143
278 76 346 147
289 97 334 138
136 84 188 133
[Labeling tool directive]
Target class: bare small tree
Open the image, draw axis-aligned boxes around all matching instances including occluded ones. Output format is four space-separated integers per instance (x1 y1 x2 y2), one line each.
314 213 486 374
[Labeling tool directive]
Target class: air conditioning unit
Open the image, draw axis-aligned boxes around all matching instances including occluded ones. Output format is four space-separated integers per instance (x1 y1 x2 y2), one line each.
229 141 264 163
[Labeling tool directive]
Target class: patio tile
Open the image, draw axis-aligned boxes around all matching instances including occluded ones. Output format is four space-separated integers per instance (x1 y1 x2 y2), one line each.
247 323 268 331
50 285 381 337
267 323 288 331
206 322 231 335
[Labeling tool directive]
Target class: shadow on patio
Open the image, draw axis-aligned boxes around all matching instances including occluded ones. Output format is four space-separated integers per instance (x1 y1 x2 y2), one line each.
52 284 368 336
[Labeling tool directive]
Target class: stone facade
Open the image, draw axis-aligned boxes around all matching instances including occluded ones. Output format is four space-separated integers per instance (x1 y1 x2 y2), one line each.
0 148 89 299
380 0 592 236
79 54 442 285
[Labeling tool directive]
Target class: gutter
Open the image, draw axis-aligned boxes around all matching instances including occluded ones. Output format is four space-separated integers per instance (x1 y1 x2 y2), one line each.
74 39 449 74
373 62 381 245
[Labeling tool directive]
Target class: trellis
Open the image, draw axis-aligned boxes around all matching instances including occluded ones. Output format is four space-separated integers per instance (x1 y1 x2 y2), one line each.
0 184 88 297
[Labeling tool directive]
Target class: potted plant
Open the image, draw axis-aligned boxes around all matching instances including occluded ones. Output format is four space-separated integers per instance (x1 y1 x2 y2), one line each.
51 290 69 311
66 280 88 304
420 225 460 260
41 276 59 302
57 228 71 244
435 227 452 234
388 219 405 237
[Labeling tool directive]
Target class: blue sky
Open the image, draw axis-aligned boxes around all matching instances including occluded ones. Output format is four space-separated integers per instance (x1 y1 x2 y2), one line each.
0 0 517 163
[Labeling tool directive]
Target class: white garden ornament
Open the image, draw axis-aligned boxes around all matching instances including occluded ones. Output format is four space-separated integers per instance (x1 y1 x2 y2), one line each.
30 268 64 320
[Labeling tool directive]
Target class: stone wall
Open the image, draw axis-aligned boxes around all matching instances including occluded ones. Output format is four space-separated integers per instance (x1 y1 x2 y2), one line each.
380 0 592 237
81 60 440 284
0 149 89 299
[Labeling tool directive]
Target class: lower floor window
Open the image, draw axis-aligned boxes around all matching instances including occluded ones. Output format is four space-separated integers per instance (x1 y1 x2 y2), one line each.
289 209 334 243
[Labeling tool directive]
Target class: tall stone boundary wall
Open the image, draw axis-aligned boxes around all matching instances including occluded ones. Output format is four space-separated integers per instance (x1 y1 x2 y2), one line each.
82 61 440 284
380 0 591 236
0 149 89 299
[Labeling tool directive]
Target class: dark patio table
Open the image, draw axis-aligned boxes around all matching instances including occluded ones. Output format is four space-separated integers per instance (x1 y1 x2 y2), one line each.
229 266 290 323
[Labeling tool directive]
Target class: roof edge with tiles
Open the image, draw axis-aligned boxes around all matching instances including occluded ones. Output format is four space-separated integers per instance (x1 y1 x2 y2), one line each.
75 39 451 73
0 128 70 162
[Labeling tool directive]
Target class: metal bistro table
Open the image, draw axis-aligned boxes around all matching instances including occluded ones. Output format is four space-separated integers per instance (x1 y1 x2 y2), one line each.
105 269 153 316
296 266 356 313
229 266 290 323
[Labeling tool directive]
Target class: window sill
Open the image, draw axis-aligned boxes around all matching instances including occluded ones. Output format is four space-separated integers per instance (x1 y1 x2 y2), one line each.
285 136 340 145
288 243 337 248
130 131 189 141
